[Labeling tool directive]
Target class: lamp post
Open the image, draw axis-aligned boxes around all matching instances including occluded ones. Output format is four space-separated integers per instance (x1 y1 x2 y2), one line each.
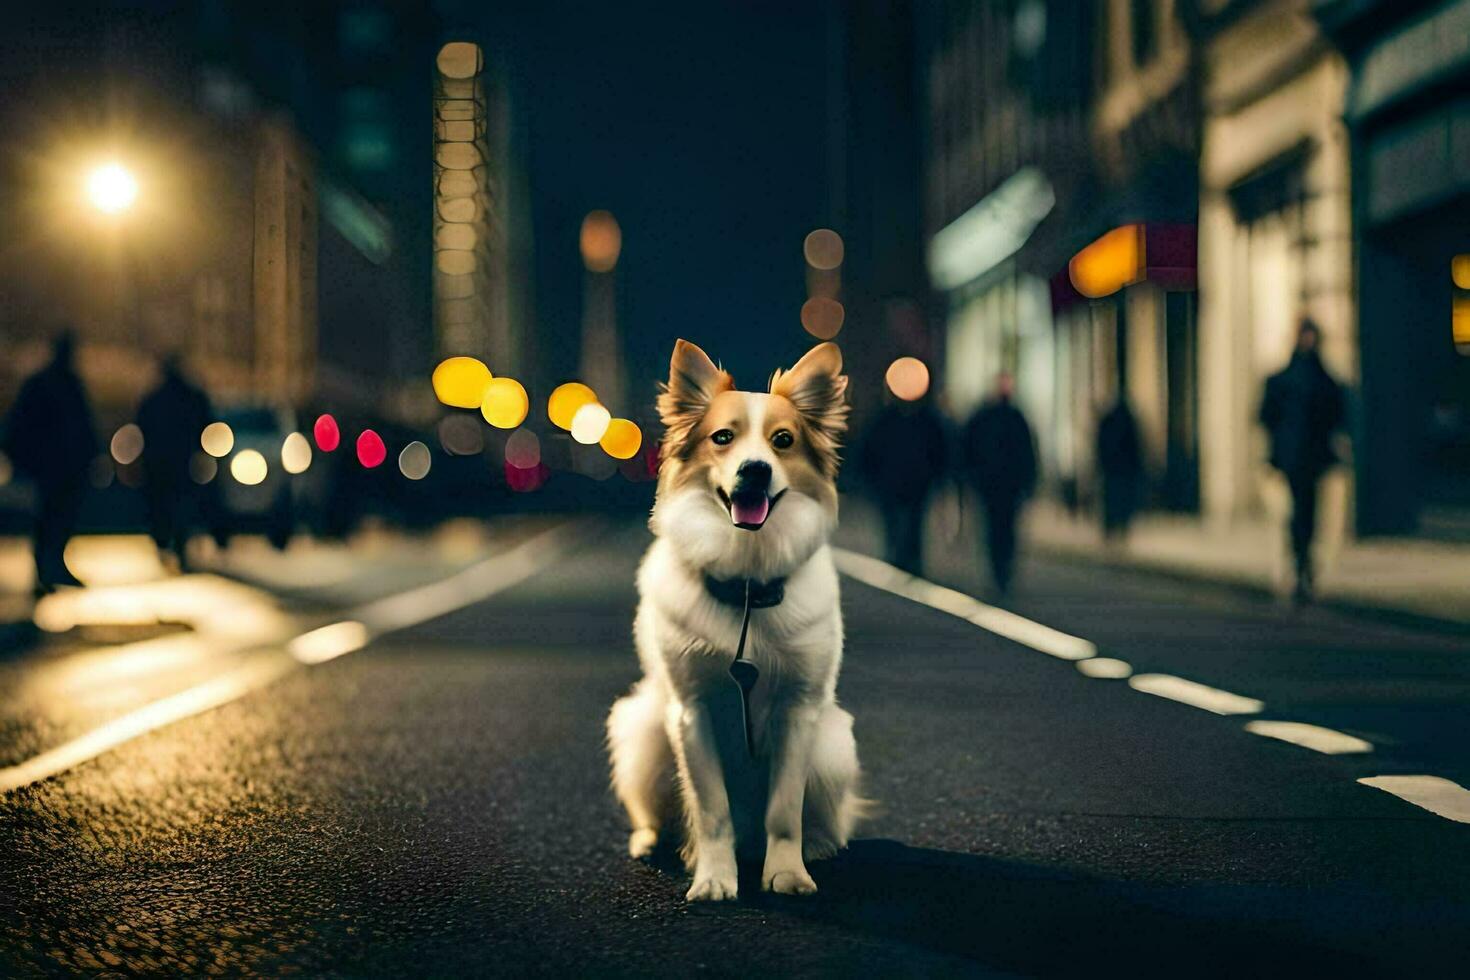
85 161 142 346
579 210 625 414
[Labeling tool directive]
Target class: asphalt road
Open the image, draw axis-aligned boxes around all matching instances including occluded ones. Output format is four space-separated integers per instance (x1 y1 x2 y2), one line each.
2 521 1468 977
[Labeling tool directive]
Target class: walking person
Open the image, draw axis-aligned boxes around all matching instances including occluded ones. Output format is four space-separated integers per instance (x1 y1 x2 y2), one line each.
858 394 949 575
137 355 213 570
1096 397 1143 543
1260 318 1346 604
1 333 98 594
961 374 1036 596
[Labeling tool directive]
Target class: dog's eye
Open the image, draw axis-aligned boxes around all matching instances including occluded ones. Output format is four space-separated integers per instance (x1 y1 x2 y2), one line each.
711 429 734 446
771 429 794 450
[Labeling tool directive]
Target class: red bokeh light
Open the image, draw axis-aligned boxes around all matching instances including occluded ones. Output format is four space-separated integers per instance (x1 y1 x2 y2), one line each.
314 414 341 452
357 429 387 468
504 460 548 492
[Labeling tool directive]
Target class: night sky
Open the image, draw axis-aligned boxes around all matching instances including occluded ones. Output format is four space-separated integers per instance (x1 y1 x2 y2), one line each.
495 3 833 414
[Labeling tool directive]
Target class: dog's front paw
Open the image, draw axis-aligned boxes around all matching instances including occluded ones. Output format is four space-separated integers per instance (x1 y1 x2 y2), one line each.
628 828 658 860
763 866 817 896
686 873 739 902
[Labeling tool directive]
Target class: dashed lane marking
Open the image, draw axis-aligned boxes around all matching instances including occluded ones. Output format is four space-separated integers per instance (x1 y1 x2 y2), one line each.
1358 776 1470 823
0 522 585 794
1128 673 1264 715
1244 720 1373 755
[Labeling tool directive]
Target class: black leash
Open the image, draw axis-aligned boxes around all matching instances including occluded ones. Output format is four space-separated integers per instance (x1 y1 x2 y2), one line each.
727 578 761 758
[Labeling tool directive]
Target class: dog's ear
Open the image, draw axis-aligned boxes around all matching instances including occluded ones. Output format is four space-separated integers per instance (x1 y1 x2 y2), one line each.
657 339 734 454
770 342 849 475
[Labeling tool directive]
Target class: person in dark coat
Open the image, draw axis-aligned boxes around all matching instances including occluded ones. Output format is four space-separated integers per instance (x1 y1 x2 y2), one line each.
858 395 949 575
137 355 214 568
1260 318 1346 603
1096 397 1143 542
961 374 1036 595
2 333 97 593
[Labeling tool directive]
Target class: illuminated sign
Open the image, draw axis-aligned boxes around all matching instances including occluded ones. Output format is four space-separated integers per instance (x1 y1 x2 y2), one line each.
927 166 1055 291
1069 225 1145 298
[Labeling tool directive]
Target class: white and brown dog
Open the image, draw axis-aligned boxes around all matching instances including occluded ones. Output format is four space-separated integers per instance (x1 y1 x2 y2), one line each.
606 339 865 902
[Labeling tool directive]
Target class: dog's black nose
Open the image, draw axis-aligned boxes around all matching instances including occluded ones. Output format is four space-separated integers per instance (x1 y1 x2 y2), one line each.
733 459 772 497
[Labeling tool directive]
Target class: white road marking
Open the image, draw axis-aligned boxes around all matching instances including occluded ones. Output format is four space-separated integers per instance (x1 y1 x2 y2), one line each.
1077 657 1132 679
833 548 1096 661
1244 720 1373 755
1128 674 1263 715
0 522 584 794
1358 775 1470 824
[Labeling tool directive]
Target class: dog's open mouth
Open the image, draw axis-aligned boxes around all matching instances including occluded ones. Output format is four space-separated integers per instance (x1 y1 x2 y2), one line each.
717 488 785 530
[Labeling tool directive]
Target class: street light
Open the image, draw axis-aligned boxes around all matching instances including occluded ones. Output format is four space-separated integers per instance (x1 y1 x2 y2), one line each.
86 162 138 214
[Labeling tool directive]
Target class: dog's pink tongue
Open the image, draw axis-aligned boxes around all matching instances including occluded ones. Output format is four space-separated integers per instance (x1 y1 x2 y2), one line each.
731 495 770 527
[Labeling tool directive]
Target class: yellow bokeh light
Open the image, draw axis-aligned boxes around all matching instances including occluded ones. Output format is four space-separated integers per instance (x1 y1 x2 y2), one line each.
1453 255 1470 291
885 357 931 401
600 418 643 459
1454 297 1470 347
803 228 845 270
481 377 529 429
548 382 598 430
433 356 492 408
436 41 483 79
110 424 144 465
230 449 269 486
281 432 312 474
86 162 138 214
571 402 612 445
201 421 235 458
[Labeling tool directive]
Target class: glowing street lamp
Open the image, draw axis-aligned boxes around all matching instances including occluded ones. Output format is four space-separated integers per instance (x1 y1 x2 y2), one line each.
86 162 138 215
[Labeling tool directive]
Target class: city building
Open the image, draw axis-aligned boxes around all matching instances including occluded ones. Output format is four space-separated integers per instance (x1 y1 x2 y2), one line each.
1318 0 1470 539
1194 0 1353 531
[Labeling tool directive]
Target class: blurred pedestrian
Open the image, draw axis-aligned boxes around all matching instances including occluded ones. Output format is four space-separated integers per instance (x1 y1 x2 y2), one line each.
961 374 1036 595
1096 397 1143 543
1 332 97 593
858 395 949 575
1260 318 1345 604
137 354 213 569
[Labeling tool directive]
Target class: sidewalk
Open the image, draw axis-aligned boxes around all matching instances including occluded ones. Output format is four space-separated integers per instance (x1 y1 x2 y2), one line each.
836 491 1470 629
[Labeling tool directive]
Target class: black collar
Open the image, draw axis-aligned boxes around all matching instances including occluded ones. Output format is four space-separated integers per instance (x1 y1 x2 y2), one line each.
703 574 786 609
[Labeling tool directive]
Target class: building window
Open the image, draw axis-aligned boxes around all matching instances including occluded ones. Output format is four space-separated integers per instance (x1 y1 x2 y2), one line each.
1130 0 1156 66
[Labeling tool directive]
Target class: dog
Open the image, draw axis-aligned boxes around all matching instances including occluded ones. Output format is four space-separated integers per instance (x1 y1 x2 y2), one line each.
606 338 865 902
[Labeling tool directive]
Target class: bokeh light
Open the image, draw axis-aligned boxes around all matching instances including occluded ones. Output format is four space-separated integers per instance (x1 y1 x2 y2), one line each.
433 356 493 409
480 377 529 429
436 41 483 79
313 414 341 452
803 228 845 270
800 297 845 340
571 402 612 445
505 460 549 492
547 382 598 430
437 414 484 456
600 418 642 459
435 250 476 276
1453 254 1470 290
188 452 217 485
505 428 541 469
580 210 622 273
885 357 931 401
201 421 234 458
0 451 11 487
86 162 138 214
281 432 312 474
110 424 144 466
357 430 387 468
399 441 432 480
230 449 268 486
